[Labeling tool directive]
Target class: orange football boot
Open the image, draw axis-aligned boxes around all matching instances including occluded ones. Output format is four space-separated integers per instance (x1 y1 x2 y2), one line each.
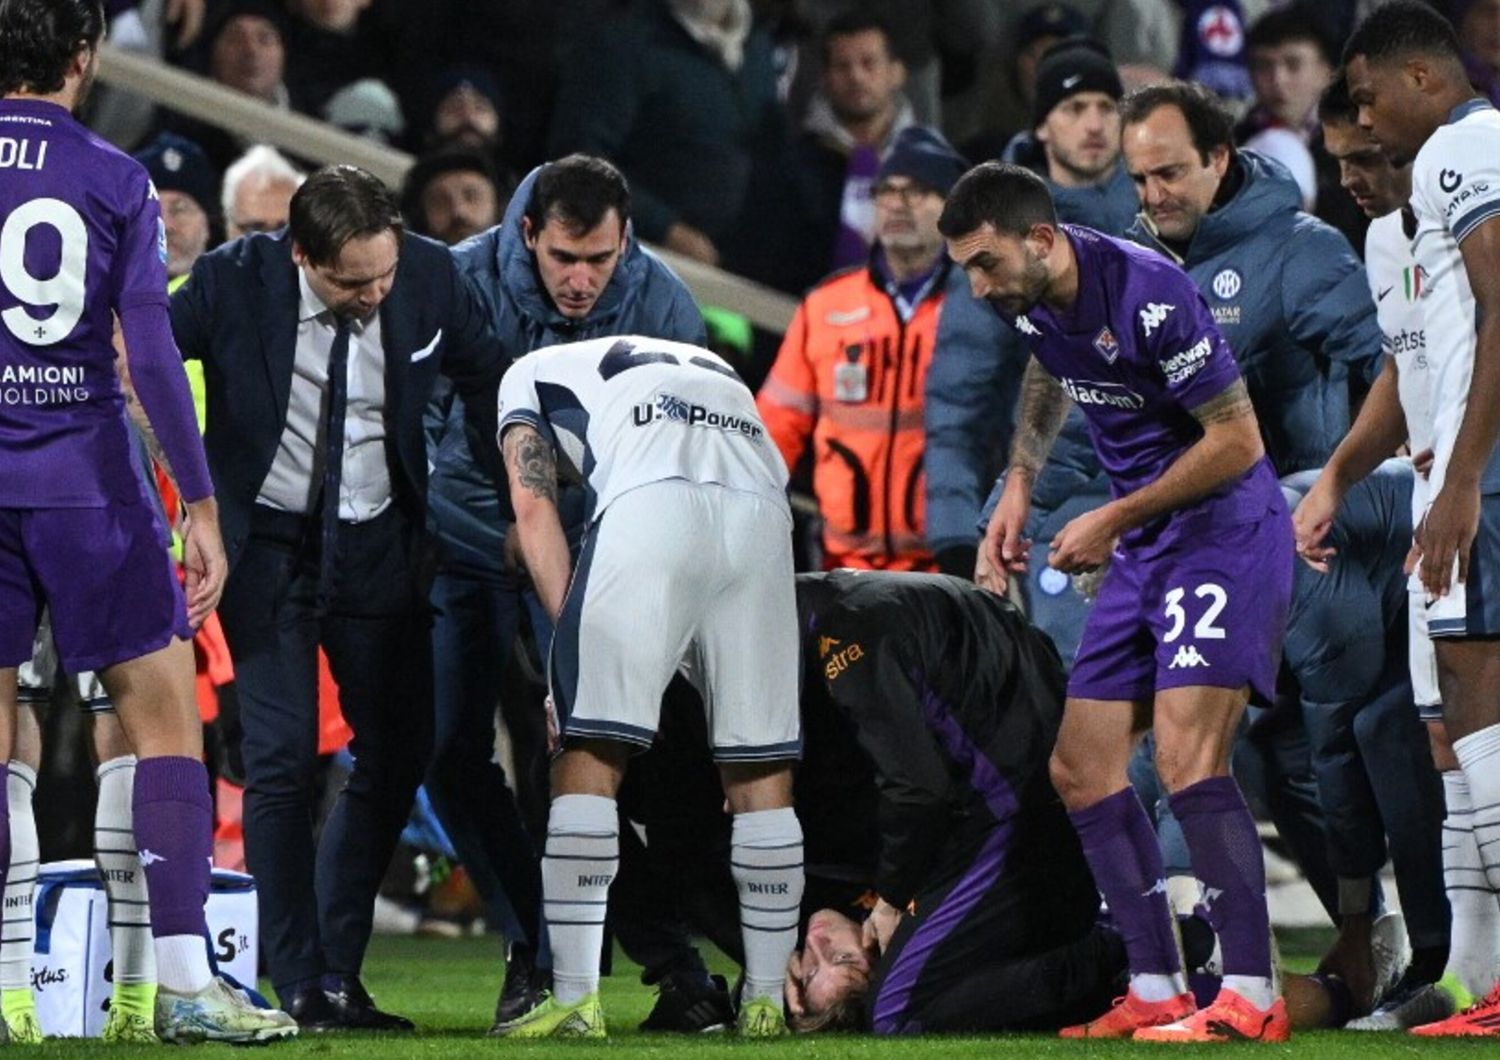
1134 988 1289 1043
1058 989 1196 1039
1410 981 1500 1037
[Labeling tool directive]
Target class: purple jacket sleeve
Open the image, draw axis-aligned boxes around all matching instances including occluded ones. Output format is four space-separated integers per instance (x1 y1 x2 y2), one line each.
118 300 214 502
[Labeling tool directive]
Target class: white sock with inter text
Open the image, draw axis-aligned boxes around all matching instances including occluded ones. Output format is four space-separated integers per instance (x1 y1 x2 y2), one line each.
1442 766 1500 995
731 807 804 1007
95 756 156 990
1 763 38 998
541 794 618 1006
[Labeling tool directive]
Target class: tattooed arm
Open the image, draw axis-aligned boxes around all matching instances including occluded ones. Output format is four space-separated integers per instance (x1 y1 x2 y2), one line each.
502 423 572 621
115 323 175 482
976 358 1073 593
1008 356 1072 481
1106 379 1263 533
1049 379 1265 573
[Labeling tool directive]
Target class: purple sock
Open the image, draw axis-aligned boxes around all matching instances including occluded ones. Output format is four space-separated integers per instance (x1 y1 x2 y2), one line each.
1069 787 1182 977
132 756 211 939
1169 776 1272 978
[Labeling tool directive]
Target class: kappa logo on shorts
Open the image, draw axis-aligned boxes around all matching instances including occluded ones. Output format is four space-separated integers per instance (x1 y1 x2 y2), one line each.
1168 645 1210 669
1014 315 1041 337
138 849 166 867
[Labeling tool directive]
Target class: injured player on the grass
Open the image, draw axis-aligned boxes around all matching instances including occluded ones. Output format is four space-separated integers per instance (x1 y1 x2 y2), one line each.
785 904 1359 1035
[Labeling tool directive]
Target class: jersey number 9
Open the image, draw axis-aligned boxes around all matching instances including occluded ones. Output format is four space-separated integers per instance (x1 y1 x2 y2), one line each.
1 197 89 347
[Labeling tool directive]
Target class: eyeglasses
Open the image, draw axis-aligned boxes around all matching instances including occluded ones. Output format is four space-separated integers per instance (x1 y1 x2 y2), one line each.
872 182 936 206
233 219 283 234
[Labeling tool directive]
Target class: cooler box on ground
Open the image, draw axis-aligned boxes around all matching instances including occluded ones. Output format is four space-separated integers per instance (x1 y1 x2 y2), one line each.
31 859 258 1037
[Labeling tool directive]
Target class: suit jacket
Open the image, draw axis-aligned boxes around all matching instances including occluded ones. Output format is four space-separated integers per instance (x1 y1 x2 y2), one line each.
170 229 506 583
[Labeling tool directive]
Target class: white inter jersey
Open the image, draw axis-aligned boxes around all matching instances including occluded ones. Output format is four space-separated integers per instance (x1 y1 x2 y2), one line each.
1369 211 1442 703
497 335 789 522
1365 210 1431 510
1409 99 1500 496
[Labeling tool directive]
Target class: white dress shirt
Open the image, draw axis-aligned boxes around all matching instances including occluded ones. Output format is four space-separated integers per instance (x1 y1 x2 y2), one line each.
255 270 393 521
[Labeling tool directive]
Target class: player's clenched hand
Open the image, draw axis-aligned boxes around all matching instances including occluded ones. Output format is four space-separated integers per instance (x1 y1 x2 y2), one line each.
1292 476 1342 573
862 899 901 955
181 497 226 628
1418 484 1480 597
1413 448 1434 479
1049 505 1119 575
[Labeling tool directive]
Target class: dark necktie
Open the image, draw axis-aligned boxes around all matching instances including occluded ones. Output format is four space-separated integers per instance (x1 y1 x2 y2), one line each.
317 318 352 613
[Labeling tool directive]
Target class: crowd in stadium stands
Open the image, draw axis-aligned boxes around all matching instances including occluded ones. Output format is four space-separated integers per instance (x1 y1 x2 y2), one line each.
7 0 1500 1044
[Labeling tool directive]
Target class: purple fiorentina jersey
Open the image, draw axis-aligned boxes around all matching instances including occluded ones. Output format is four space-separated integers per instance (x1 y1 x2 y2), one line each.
1000 226 1280 548
0 99 168 507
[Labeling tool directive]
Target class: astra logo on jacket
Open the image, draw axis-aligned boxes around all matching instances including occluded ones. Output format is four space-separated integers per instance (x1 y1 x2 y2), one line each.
824 641 865 680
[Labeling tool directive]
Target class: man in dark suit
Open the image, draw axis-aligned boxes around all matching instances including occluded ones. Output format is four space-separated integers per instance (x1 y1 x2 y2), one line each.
170 165 506 1030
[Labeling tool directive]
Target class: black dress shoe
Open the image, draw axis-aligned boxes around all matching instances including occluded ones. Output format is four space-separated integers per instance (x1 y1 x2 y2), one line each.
323 976 416 1032
639 972 735 1033
281 985 343 1031
493 943 550 1029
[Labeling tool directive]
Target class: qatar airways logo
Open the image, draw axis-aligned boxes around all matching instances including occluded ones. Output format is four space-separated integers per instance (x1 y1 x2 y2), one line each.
1060 378 1145 410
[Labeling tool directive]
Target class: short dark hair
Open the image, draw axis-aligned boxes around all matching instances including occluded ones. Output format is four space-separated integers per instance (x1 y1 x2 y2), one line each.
1342 0 1462 67
400 146 503 235
289 165 404 265
0 0 104 96
523 154 630 236
821 10 895 65
1120 81 1236 166
937 162 1057 239
1246 5 1337 67
1318 69 1358 125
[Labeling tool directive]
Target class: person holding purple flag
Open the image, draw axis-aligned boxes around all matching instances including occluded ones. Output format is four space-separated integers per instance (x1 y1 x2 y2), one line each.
0 0 294 1043
940 162 1293 1043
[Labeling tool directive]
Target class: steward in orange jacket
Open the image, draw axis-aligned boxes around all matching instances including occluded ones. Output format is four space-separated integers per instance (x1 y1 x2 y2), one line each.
758 127 970 570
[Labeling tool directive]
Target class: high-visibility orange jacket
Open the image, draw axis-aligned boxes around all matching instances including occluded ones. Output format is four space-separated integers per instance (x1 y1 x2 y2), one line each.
757 258 953 570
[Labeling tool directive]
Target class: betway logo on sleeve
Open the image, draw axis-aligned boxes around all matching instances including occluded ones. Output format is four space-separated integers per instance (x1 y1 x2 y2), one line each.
1060 378 1145 410
634 392 764 439
1159 336 1214 385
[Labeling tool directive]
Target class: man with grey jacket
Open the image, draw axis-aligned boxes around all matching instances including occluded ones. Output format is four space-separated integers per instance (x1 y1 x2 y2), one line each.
426 154 707 1029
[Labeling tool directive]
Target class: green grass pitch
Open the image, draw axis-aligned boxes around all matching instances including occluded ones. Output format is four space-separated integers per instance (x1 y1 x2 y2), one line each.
21 928 1497 1056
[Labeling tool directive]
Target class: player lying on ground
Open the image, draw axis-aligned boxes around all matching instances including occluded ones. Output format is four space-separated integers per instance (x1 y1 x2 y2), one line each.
781 570 1356 1035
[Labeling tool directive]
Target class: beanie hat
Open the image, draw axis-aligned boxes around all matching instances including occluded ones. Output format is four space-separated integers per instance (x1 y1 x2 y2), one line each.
876 126 969 197
1033 40 1124 127
1018 2 1089 50
206 0 288 49
135 133 219 217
